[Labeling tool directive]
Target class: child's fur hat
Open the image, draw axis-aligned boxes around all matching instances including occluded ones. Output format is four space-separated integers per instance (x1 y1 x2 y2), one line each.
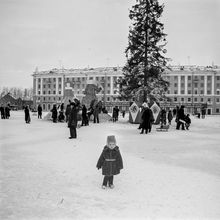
107 135 116 145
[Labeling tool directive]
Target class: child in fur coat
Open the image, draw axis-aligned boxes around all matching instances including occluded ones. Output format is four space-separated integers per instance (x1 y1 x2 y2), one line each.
96 135 123 189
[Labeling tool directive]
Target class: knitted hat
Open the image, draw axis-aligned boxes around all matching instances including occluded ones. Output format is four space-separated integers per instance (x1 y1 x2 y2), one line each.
107 135 116 145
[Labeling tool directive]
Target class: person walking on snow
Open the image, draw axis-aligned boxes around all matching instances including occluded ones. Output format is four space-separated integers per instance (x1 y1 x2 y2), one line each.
37 104 42 119
24 105 31 123
51 104 58 123
68 102 78 139
168 110 173 125
96 135 123 189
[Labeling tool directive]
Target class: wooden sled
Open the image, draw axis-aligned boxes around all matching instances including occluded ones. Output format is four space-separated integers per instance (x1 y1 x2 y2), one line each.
156 125 169 132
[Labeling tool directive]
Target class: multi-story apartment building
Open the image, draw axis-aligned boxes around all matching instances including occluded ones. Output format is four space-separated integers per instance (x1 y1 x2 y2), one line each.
163 65 220 115
32 65 220 114
32 67 123 111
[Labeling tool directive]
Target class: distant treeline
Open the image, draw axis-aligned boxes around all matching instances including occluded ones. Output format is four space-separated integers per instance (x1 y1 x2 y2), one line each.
0 87 33 100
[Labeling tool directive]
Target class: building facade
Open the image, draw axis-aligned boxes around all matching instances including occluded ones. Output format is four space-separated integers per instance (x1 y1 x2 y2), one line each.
162 65 220 115
32 67 123 111
32 65 220 114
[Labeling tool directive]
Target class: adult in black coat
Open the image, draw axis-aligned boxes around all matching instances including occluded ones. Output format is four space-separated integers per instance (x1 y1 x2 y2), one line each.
148 108 155 133
140 107 152 134
24 105 31 123
93 104 100 123
51 104 57 123
68 102 78 139
176 105 185 130
65 104 71 122
81 105 88 126
5 105 10 119
0 104 5 119
37 104 42 119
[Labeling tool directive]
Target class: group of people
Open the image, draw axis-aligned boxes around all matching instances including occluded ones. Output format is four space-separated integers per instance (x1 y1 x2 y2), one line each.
137 104 193 132
175 105 191 130
0 104 11 119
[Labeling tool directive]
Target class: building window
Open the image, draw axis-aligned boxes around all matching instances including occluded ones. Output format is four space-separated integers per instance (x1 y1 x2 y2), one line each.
48 97 50 100
217 90 220 95
43 91 46 95
48 84 50 89
59 84 61 89
174 83 178 87
181 76 184 81
194 90 198 95
48 91 51 94
207 76 212 81
96 77 99 81
54 85 56 89
181 90 185 94
194 83 198 88
54 97 56 101
188 90 191 94
181 83 184 88
174 90 178 94
216 98 220 103
200 83 204 87
174 97 177 102
53 78 56 82
188 83 191 87
43 85 46 88
48 104 51 110
43 104 46 110
59 91 61 94
207 98 211 103
107 83 110 87
38 78 41 83
181 98 184 102
200 98 204 102
38 85 41 89
200 76 204 80
43 97 46 101
207 90 211 95
216 108 219 113
38 91 40 95
188 98 191 102
200 90 204 94
53 91 56 94
59 77 62 82
188 76 191 80
89 77 93 80
174 76 178 80
194 98 197 102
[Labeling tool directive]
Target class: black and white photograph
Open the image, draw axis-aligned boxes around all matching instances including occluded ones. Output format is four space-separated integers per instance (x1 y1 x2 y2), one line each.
0 0 220 219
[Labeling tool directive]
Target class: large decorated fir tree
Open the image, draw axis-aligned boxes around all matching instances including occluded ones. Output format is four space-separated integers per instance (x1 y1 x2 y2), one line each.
119 0 170 103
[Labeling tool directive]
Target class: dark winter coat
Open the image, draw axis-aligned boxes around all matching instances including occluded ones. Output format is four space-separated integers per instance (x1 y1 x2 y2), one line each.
178 107 185 120
96 146 123 176
168 111 173 122
68 106 78 128
82 105 87 118
141 107 152 129
38 105 42 114
24 107 30 122
51 107 58 120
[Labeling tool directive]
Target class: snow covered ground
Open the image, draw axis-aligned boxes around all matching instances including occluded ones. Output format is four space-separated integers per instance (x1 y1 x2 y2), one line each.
1 111 220 220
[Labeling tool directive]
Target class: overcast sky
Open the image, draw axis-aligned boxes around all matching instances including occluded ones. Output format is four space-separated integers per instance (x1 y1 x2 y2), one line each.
0 0 219 88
